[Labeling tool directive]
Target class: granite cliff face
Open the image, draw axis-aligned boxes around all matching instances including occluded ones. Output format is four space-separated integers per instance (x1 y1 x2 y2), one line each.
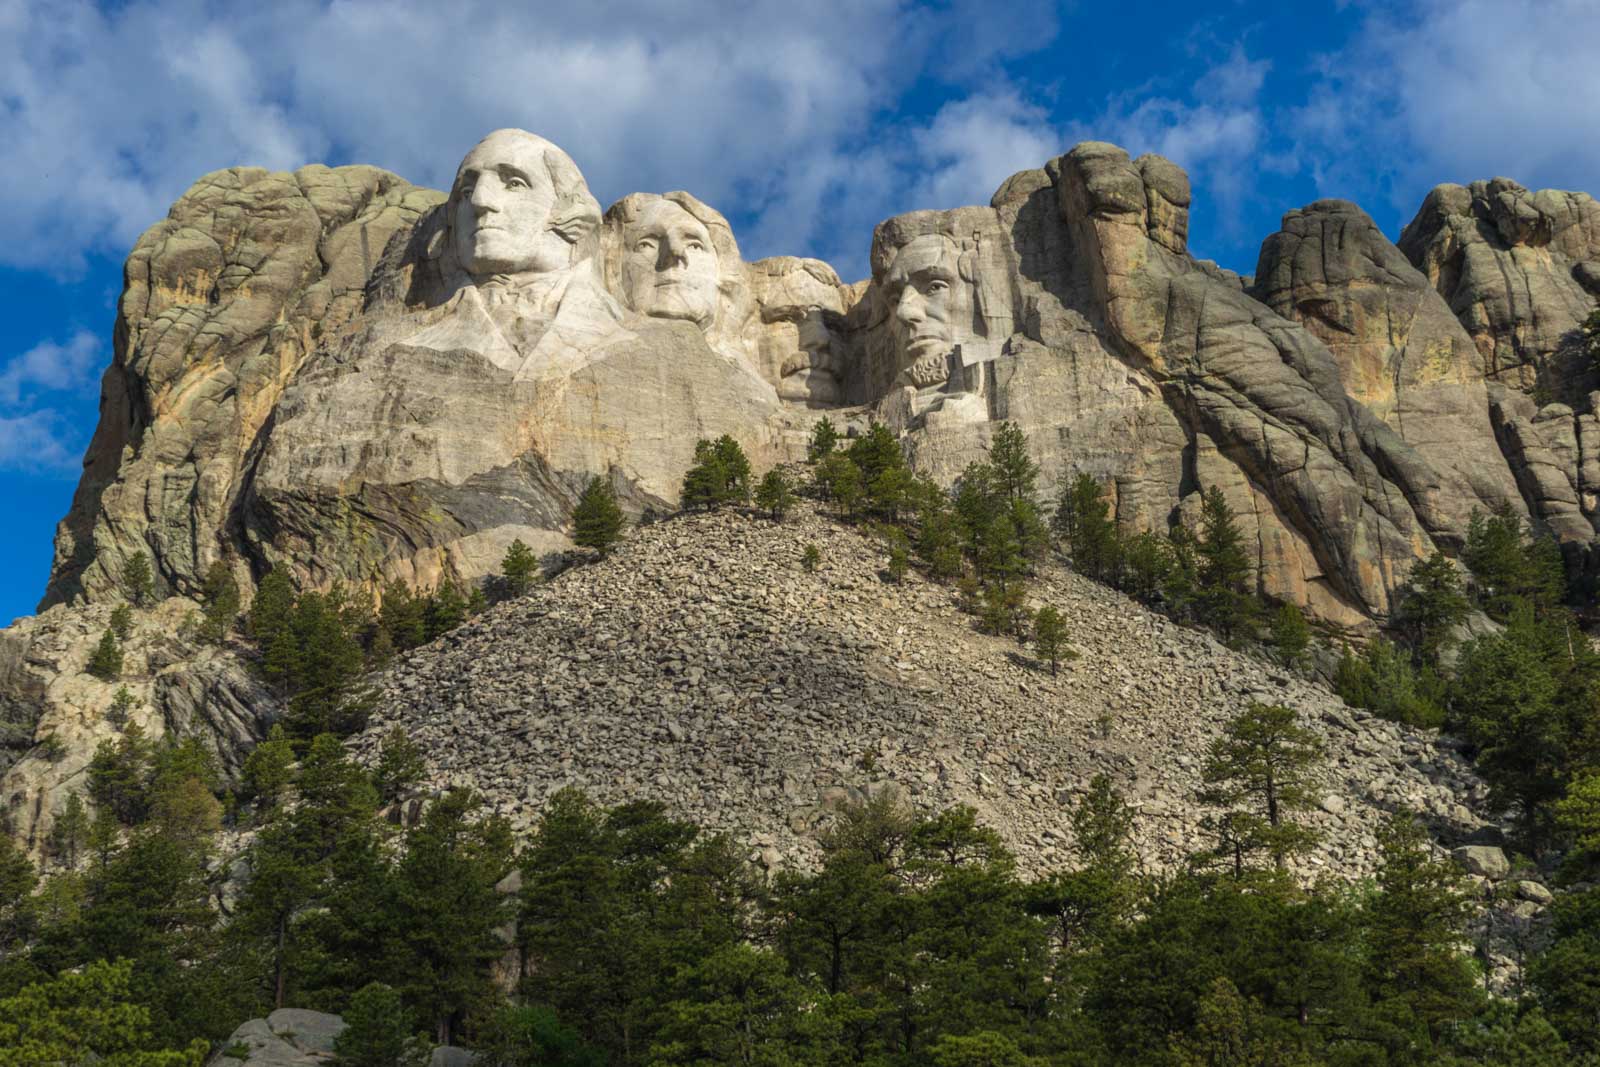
7 130 1600 847
40 133 1600 628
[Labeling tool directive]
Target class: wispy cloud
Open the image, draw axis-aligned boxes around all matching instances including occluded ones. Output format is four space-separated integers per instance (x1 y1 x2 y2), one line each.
0 0 1060 277
0 329 101 406
1292 0 1600 220
0 410 85 474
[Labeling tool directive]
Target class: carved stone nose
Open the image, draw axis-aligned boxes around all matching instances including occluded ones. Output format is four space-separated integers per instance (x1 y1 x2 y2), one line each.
896 288 924 323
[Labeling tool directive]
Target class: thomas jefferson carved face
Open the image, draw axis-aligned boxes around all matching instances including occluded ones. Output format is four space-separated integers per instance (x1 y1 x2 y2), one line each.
620 199 720 326
883 234 972 386
450 130 576 280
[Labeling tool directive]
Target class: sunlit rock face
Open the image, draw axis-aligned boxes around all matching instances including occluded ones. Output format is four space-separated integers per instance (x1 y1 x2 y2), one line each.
39 128 1600 629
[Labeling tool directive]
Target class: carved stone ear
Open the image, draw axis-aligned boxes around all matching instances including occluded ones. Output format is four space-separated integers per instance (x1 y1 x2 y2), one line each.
957 248 979 284
548 209 596 245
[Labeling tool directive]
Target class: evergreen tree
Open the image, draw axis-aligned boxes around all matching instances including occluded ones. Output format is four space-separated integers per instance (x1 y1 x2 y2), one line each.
248 569 296 648
500 539 538 597
881 525 911 582
88 722 155 825
649 943 842 1066
0 832 38 954
912 478 965 580
1053 473 1119 581
373 726 426 805
987 422 1040 508
1363 812 1481 1057
1555 771 1600 863
48 792 89 870
1119 530 1172 602
424 582 468 641
801 543 821 573
333 982 425 1067
389 790 514 1045
573 476 625 555
107 684 138 727
1528 888 1600 1055
199 559 241 643
87 628 123 681
284 588 370 739
1194 486 1257 640
1198 703 1323 875
476 1003 602 1067
813 452 863 517
680 436 752 510
1450 626 1566 844
0 959 209 1066
1463 504 1565 619
110 603 134 641
1396 551 1471 667
806 416 840 462
1334 637 1447 728
123 551 156 607
1165 977 1317 1067
1025 774 1138 956
1032 604 1071 676
380 582 428 652
1268 602 1310 668
241 725 296 811
755 468 795 521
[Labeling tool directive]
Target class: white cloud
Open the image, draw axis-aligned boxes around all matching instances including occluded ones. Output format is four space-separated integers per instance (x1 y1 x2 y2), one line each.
0 330 101 405
905 92 1063 213
0 0 1060 276
0 410 84 473
1294 0 1600 216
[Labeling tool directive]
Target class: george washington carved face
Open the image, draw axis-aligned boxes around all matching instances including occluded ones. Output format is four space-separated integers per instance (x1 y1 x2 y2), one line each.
448 129 602 283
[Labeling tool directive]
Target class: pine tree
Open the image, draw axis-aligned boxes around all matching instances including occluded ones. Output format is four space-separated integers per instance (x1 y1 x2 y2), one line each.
199 559 241 643
87 628 124 681
1026 774 1138 954
680 436 752 510
1396 551 1470 667
0 959 210 1065
1032 604 1071 675
987 421 1040 509
380 581 428 651
1198 702 1323 875
801 543 821 573
573 475 625 555
48 792 89 870
109 602 134 640
333 982 424 1067
807 416 840 462
1053 473 1119 581
1363 812 1480 1054
882 525 911 583
813 452 863 517
1195 486 1257 640
242 724 296 811
501 538 539 596
106 684 138 727
424 582 467 641
755 469 795 521
389 790 515 1045
374 726 426 805
122 551 155 607
248 568 296 648
1268 602 1310 668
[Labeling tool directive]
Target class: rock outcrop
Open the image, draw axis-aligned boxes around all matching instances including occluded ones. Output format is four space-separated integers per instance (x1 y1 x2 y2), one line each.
45 165 438 608
0 598 278 848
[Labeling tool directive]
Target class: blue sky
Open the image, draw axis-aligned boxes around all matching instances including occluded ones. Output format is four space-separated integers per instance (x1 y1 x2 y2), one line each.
3 0 1600 622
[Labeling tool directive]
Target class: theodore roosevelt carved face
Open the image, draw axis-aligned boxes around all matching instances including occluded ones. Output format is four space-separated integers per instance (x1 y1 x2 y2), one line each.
448 129 602 284
881 233 974 388
619 198 721 326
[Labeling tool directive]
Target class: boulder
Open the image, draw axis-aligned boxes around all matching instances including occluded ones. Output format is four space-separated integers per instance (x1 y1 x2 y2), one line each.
1453 844 1510 880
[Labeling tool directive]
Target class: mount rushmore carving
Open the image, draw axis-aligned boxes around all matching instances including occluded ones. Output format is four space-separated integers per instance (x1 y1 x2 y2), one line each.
41 129 1600 630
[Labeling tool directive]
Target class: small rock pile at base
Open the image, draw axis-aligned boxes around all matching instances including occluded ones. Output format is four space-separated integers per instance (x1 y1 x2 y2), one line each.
353 503 1500 879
